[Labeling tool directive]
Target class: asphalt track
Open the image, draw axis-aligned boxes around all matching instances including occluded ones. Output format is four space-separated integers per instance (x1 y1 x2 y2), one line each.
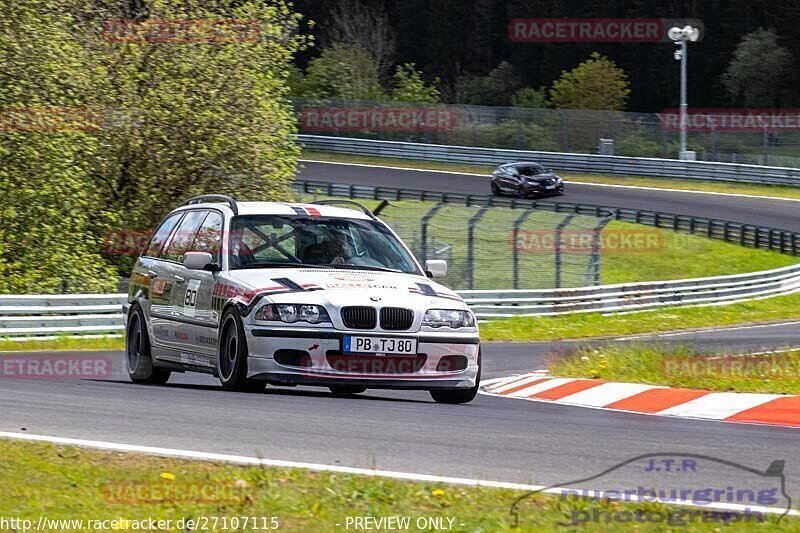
2 162 800 515
299 160 800 232
2 321 800 507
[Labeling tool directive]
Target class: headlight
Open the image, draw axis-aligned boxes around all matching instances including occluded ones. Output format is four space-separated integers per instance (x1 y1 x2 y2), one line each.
256 304 331 324
422 309 475 328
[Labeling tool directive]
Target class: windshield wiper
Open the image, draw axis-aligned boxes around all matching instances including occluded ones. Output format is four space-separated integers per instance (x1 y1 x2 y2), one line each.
234 262 328 269
327 264 403 273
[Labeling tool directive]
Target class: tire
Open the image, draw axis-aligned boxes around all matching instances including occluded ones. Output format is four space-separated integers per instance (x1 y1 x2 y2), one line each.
516 185 528 199
217 308 265 392
329 385 367 395
429 356 481 404
126 305 171 385
491 180 501 196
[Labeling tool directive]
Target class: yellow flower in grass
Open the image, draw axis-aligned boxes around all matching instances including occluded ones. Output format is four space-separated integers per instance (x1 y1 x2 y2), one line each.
431 489 446 497
160 472 176 480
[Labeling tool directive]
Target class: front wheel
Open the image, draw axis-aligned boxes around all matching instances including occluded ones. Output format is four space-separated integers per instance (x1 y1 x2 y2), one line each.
430 360 481 404
491 181 501 196
126 305 171 385
217 309 265 392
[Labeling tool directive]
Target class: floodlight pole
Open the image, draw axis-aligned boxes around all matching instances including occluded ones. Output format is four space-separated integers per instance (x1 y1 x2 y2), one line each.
679 38 688 156
669 25 699 160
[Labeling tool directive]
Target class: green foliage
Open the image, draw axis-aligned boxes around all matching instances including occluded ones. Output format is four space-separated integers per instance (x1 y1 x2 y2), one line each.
454 61 520 106
391 63 440 103
0 0 307 292
722 28 795 107
615 135 664 157
303 42 384 100
0 1 115 293
511 87 550 109
550 53 630 111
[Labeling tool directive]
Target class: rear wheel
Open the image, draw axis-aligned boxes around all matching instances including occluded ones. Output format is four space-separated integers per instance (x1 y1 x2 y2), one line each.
329 385 367 395
126 305 171 385
217 309 265 392
430 357 480 404
516 185 528 199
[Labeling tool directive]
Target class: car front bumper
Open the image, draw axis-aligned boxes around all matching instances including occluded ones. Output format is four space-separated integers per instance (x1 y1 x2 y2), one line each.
244 326 480 390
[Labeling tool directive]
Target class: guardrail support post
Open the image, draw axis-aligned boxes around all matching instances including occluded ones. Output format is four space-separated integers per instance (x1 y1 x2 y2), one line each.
512 209 536 289
467 207 489 289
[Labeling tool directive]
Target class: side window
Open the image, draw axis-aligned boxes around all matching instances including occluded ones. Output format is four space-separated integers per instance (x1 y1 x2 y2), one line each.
189 211 223 261
144 213 183 258
161 210 207 263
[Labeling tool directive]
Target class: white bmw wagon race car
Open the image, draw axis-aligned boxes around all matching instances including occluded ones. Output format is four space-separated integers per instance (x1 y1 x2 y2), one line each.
123 195 481 403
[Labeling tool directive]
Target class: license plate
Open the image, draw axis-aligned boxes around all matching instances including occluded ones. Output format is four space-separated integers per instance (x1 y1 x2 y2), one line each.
545 185 556 189
343 336 417 355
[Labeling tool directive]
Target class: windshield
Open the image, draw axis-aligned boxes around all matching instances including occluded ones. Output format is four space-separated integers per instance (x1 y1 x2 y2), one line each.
517 164 547 176
228 215 421 274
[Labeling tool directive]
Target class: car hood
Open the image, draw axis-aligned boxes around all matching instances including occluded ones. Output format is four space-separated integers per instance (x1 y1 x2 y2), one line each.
220 268 467 309
522 173 558 182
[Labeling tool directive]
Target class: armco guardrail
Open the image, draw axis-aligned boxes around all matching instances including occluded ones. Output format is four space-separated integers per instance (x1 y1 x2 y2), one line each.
0 294 126 337
298 135 800 186
4 263 800 335
462 263 800 317
294 180 800 256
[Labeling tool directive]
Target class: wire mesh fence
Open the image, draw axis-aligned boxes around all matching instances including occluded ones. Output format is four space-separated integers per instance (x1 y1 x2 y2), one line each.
298 191 611 290
293 98 800 168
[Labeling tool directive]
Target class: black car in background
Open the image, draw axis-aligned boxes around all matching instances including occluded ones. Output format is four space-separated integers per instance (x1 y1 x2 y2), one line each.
490 162 565 198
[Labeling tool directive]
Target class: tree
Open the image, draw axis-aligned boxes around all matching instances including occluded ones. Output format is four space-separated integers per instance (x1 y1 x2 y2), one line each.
511 87 549 108
304 42 384 100
549 53 630 110
722 28 795 107
321 0 397 78
391 63 440 103
1 0 308 290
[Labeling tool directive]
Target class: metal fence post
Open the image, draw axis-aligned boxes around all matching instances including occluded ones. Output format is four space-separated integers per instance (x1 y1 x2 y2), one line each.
420 204 444 264
466 207 489 289
584 216 612 286
554 214 576 289
512 209 536 289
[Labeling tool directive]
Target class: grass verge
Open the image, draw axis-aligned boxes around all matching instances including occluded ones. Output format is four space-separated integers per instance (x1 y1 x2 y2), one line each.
548 343 800 395
0 439 791 531
0 335 124 352
301 149 800 201
479 292 800 342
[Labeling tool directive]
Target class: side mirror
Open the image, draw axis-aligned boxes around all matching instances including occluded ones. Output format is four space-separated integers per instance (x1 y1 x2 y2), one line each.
184 251 215 271
425 259 447 279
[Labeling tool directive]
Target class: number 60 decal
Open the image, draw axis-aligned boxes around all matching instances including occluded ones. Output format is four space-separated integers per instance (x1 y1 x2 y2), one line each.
184 289 197 307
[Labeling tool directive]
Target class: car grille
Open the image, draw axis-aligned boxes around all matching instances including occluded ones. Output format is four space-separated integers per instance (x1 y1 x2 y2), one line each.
341 306 377 329
541 179 554 186
380 307 414 330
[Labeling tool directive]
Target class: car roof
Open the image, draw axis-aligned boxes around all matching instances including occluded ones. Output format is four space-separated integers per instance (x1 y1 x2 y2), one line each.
502 161 545 168
173 201 374 220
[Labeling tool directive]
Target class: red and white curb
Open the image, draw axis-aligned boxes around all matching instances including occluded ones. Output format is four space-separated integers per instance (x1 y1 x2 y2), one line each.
480 373 800 428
